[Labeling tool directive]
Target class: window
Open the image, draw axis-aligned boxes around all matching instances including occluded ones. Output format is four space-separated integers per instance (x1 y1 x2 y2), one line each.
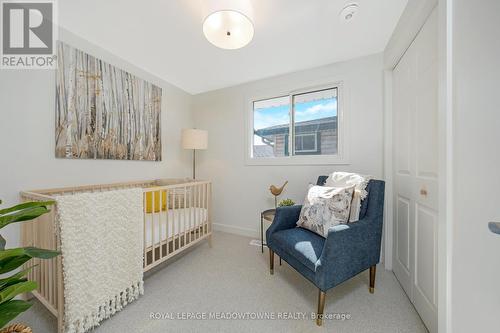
252 96 290 158
250 86 341 164
294 133 318 153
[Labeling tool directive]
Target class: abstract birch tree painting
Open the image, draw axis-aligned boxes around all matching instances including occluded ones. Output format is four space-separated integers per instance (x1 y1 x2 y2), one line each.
55 42 162 161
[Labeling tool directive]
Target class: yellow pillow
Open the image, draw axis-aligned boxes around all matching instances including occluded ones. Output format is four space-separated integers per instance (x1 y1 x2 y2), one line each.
145 190 167 213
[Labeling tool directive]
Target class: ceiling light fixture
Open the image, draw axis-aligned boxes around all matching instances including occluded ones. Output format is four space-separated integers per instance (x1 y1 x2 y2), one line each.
340 3 359 22
202 0 254 50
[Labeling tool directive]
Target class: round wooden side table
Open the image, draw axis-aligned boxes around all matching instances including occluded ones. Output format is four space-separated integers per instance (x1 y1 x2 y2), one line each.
260 208 282 266
260 208 275 253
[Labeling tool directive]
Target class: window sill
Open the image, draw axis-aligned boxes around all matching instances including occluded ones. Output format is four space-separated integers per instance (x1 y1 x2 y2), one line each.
245 155 349 166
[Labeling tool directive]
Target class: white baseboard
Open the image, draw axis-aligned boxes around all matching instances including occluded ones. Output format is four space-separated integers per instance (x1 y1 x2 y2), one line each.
212 223 260 239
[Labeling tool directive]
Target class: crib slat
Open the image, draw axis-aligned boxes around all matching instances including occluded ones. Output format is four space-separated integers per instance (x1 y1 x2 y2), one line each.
178 189 182 249
201 183 205 236
166 190 170 256
174 190 178 251
186 187 190 244
206 183 210 235
189 185 193 243
56 235 64 333
177 189 181 249
41 216 46 299
192 185 195 237
192 184 196 239
198 185 203 237
198 184 202 236
182 186 186 247
207 183 212 235
164 190 168 258
36 217 41 296
198 184 202 237
38 217 43 298
160 190 164 259
48 209 53 306
143 193 147 268
36 220 41 284
27 217 31 283
31 221 34 280
34 220 38 282
155 191 158 263
206 183 209 235
153 191 157 264
54 206 58 308
173 189 176 249
193 185 200 240
45 216 49 300
210 182 212 235
193 185 196 238
45 210 50 305
48 256 52 306
203 183 206 236
44 216 48 300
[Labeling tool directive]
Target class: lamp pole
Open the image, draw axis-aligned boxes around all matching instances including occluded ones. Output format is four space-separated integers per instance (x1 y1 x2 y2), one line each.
193 149 196 179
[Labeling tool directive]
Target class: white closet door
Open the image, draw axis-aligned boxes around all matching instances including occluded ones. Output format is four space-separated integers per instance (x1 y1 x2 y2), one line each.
392 9 438 333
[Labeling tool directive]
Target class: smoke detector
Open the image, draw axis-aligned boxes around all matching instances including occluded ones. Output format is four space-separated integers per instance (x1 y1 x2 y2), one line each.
340 3 359 22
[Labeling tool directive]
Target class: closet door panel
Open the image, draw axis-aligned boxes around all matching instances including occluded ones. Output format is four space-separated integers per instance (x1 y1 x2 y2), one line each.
392 42 415 300
392 8 438 333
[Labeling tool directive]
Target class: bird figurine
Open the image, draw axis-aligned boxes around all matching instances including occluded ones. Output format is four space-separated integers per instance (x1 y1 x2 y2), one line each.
269 181 288 208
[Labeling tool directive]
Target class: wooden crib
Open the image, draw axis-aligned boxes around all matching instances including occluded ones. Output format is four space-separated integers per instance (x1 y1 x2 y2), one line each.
20 179 212 333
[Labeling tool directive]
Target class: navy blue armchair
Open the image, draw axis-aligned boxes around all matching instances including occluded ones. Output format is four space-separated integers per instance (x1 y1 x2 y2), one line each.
266 176 385 325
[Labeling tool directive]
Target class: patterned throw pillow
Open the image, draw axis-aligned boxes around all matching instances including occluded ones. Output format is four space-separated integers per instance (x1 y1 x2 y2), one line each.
296 185 355 238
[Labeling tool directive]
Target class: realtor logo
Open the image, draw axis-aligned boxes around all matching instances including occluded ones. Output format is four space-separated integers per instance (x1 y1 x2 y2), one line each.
1 0 57 69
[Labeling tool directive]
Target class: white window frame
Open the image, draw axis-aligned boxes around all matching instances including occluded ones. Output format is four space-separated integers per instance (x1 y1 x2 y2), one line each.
245 80 349 166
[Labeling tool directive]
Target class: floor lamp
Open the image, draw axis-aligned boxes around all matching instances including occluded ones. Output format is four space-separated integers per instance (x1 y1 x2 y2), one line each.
181 129 208 179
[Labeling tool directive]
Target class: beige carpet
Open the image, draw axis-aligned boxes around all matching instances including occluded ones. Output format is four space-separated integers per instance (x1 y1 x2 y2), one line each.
17 232 428 333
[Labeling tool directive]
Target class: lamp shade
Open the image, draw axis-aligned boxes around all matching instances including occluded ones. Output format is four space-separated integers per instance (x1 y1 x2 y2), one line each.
181 129 208 150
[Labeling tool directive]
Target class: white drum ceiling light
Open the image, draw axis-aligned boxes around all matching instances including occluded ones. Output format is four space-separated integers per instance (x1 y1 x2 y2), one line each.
202 0 254 50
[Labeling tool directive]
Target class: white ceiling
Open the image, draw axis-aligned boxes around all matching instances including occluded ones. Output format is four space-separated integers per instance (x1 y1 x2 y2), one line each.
59 0 407 94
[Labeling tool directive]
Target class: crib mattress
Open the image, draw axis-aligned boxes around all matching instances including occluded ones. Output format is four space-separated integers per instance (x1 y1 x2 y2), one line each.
144 207 207 247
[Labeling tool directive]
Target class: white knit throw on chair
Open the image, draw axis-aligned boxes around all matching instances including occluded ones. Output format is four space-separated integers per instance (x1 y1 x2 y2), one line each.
55 188 144 333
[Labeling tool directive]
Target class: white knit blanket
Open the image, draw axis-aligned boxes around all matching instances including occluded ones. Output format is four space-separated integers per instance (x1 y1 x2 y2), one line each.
325 172 372 222
55 188 144 333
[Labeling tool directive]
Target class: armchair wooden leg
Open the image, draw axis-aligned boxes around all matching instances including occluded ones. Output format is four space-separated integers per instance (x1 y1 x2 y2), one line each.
269 249 274 275
369 265 376 294
316 289 326 326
